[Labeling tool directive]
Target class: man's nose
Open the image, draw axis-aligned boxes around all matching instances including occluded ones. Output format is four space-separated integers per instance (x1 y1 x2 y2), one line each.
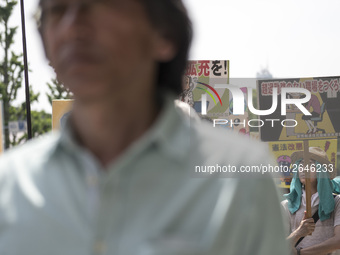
60 3 92 40
64 3 91 26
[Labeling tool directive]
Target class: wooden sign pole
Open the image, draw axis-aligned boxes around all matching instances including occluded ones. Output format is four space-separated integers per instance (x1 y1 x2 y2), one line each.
303 140 312 218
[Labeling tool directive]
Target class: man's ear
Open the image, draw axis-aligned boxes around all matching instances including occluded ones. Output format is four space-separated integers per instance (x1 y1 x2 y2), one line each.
153 33 177 62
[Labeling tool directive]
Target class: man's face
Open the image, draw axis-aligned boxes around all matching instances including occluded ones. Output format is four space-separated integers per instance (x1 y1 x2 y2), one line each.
298 159 317 186
40 0 172 101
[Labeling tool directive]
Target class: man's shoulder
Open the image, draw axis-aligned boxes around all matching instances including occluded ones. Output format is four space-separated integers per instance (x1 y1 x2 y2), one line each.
0 132 60 172
190 120 273 166
281 199 289 209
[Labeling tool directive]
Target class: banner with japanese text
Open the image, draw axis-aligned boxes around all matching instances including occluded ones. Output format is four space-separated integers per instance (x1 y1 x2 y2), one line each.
180 60 229 114
180 60 250 135
258 76 340 141
269 139 337 188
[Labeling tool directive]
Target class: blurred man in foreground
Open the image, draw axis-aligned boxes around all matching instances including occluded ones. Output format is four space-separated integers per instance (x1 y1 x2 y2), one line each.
0 0 288 254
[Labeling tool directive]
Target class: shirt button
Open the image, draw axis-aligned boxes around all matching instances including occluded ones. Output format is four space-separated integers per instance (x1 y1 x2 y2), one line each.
94 241 107 254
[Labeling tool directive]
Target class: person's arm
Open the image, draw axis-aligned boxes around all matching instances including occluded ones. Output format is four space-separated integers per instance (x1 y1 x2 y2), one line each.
300 225 340 255
287 211 315 246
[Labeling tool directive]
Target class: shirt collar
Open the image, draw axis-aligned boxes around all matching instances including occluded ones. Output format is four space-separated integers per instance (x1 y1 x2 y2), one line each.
302 190 320 207
50 92 192 169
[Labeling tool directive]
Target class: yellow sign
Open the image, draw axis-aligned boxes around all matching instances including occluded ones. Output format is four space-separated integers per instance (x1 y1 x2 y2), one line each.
52 100 73 130
269 139 337 188
258 76 340 141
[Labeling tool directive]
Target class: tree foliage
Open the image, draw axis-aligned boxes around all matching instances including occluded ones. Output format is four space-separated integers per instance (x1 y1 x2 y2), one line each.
0 0 53 149
9 86 52 146
46 77 73 105
0 0 24 148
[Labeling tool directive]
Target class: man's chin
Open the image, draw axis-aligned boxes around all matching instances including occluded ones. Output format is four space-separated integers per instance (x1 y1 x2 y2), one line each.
64 78 107 93
71 87 116 104
73 94 107 105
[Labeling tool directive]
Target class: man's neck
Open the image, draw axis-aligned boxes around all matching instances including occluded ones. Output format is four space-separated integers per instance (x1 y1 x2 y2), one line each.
311 186 318 195
303 185 318 195
70 94 160 168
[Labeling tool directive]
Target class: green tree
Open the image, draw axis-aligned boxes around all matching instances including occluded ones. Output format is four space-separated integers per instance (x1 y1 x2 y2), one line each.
9 108 52 146
0 0 26 148
46 77 73 105
0 0 51 148
8 86 52 146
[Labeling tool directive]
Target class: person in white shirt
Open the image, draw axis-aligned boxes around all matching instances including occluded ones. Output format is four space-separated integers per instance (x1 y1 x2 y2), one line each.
282 147 340 255
0 0 289 254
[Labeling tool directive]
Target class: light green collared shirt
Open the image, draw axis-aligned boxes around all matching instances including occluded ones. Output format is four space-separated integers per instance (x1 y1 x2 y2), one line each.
0 95 289 255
